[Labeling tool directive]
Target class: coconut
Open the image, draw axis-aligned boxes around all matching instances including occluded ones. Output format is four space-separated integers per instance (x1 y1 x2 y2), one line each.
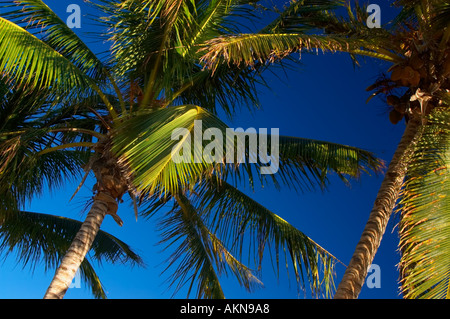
410 54 424 70
386 95 401 106
402 66 421 87
389 109 403 125
390 66 403 81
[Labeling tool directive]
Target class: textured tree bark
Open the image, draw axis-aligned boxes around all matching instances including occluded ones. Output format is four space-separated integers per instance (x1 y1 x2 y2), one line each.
43 192 111 299
44 137 130 299
334 117 421 299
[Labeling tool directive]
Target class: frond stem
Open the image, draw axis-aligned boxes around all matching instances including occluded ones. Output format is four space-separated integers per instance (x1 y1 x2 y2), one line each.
37 142 95 156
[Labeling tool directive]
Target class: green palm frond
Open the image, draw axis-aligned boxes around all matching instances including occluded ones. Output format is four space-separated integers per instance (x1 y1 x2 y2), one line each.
236 1 401 66
112 105 383 197
0 16 93 97
192 177 339 298
111 105 230 196
0 0 106 80
398 108 450 299
181 0 259 56
0 117 91 209
432 1 450 32
157 193 261 298
0 144 89 211
77 257 107 299
273 135 384 191
174 63 261 117
0 210 144 298
0 75 107 212
183 0 232 54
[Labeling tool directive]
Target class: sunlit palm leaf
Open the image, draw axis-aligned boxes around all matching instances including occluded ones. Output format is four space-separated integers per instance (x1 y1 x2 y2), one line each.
112 104 383 197
111 105 230 196
0 16 93 97
399 108 450 299
199 33 351 70
0 0 106 80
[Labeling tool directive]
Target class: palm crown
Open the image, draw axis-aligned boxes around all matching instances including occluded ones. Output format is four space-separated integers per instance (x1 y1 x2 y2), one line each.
0 0 384 299
232 0 450 299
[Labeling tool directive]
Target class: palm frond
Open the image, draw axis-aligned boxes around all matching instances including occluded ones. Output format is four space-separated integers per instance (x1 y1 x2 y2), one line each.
157 194 226 299
0 16 94 98
112 104 383 197
174 63 261 117
193 177 340 298
199 33 348 70
111 105 230 196
398 107 450 299
77 257 107 299
0 114 91 208
0 210 144 298
432 1 450 30
261 0 346 33
272 135 384 191
0 0 106 80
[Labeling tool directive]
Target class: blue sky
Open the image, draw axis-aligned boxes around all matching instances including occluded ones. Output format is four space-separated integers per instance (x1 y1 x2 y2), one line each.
0 1 406 299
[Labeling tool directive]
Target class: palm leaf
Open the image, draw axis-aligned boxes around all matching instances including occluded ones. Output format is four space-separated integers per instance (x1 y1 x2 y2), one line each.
0 210 144 298
261 0 346 33
0 0 106 80
157 195 225 299
111 105 230 196
398 107 450 299
112 105 383 197
157 193 261 298
0 125 90 209
272 135 384 191
192 177 340 298
198 32 354 70
0 16 94 97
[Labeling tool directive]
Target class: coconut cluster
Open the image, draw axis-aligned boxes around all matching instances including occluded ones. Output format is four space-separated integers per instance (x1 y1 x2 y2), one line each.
373 46 450 125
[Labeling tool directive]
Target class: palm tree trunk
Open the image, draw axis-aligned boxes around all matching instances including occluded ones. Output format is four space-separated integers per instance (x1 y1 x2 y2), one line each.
334 116 421 299
43 191 111 299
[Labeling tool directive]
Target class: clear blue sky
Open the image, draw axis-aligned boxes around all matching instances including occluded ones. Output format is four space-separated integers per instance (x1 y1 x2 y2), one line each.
0 0 405 299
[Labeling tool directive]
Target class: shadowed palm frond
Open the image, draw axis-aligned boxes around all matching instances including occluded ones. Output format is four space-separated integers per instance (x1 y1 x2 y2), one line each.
192 177 340 298
0 210 144 298
157 193 261 298
272 135 384 191
261 0 346 33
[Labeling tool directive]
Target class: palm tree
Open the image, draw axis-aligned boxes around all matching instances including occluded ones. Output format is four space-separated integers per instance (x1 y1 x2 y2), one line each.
0 75 143 298
202 0 450 298
0 0 383 299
